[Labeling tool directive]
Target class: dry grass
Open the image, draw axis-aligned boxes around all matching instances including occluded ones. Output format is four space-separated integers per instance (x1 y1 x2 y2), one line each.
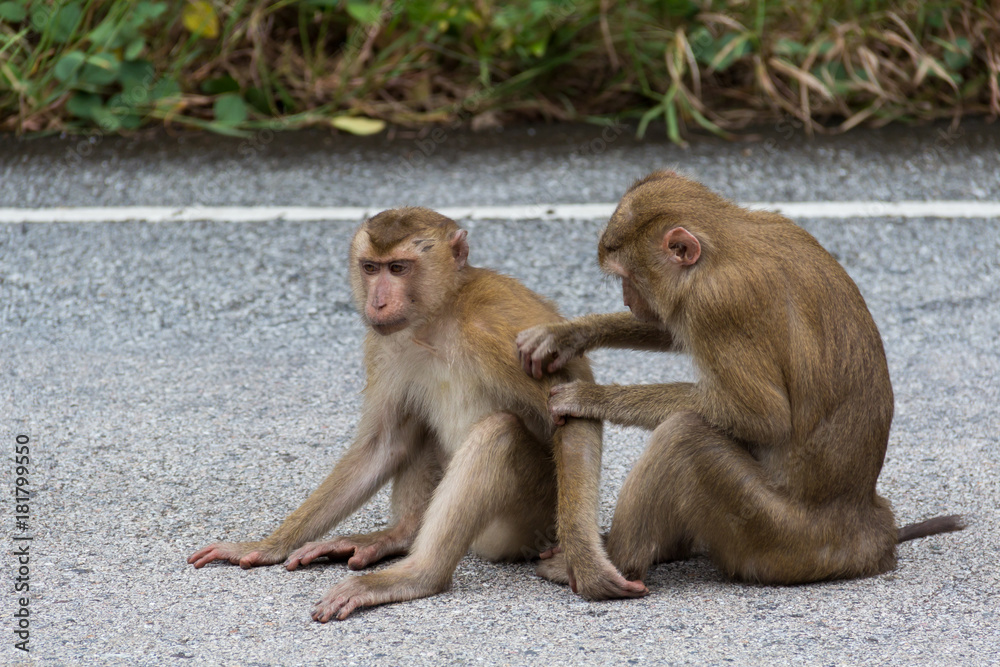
0 0 997 141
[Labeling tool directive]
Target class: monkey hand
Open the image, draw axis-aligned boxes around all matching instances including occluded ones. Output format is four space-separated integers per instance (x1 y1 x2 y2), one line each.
285 529 411 571
188 541 289 569
516 324 584 379
312 567 448 622
548 381 600 425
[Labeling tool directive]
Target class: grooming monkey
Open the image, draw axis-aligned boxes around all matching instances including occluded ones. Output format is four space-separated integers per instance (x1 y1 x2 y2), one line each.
518 171 963 590
190 207 645 621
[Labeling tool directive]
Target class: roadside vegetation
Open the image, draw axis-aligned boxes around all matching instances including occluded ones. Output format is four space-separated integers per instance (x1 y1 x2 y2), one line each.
1 0 997 142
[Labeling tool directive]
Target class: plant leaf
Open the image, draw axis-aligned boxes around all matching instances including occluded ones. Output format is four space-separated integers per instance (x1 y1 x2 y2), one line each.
182 1 219 39
81 53 121 86
709 33 752 72
54 51 86 82
119 60 155 92
150 78 181 100
330 115 386 135
213 93 248 125
66 92 103 119
0 1 26 22
125 38 145 60
346 1 382 25
52 2 83 43
201 75 240 95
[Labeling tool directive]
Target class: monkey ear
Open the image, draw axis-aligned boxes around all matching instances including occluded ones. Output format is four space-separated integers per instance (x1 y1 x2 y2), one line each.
662 227 701 266
449 229 469 269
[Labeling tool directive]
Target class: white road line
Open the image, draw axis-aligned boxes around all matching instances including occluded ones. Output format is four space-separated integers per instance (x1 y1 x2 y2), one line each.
0 201 997 224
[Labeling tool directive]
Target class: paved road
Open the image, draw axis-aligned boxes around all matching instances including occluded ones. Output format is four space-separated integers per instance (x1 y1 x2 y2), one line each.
1 121 998 666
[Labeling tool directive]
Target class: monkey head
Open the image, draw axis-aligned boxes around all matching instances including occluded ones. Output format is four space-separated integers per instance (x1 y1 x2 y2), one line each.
349 208 469 335
598 171 707 324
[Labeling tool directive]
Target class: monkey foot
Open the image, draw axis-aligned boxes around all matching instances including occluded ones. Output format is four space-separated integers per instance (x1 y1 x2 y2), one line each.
536 550 648 600
574 567 648 600
536 551 571 585
312 570 445 621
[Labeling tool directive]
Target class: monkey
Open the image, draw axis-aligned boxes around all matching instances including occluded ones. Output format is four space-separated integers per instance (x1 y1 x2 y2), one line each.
516 170 964 590
188 207 646 621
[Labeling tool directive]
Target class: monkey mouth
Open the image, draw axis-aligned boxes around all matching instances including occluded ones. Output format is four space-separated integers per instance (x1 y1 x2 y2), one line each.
370 319 408 335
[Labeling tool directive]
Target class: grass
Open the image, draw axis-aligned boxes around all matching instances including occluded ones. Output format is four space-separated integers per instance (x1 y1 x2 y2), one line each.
0 0 997 142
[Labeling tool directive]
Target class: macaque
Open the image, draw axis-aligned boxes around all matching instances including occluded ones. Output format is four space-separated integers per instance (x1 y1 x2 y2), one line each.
189 207 645 621
517 171 964 589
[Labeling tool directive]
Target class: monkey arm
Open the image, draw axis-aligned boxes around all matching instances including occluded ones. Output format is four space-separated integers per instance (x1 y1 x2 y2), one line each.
189 410 415 569
549 381 698 431
571 312 677 351
269 412 422 552
517 312 675 379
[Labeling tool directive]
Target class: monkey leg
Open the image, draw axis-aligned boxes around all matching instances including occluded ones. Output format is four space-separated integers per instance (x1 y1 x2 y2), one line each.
312 413 556 621
286 444 441 571
606 411 896 585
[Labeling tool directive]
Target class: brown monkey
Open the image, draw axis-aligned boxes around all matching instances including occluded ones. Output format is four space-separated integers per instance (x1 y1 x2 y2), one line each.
189 207 645 621
517 171 964 588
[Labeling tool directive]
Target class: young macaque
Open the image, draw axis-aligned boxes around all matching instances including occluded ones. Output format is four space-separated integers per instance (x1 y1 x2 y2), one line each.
189 207 644 621
517 171 964 589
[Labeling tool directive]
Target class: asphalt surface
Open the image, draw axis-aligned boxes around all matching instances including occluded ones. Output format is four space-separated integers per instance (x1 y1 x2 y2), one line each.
1 120 998 666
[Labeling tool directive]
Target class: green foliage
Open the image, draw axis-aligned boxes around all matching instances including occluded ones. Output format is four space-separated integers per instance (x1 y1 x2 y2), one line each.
0 2 27 22
213 93 248 125
1 0 997 139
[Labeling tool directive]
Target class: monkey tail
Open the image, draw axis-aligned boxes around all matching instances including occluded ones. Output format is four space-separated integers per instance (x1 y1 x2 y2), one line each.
897 514 966 543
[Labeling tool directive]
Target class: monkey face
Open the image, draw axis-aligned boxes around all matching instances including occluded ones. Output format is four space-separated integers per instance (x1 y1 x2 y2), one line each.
358 258 417 335
349 210 470 337
621 276 659 323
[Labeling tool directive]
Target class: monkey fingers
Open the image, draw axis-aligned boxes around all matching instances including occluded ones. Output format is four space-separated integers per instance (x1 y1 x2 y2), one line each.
187 541 287 569
516 325 574 379
285 531 407 571
548 381 593 424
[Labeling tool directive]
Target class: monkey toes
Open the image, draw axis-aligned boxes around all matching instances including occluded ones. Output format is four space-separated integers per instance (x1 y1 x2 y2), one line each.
575 568 648 601
313 578 372 622
312 571 443 622
536 550 648 600
536 551 572 585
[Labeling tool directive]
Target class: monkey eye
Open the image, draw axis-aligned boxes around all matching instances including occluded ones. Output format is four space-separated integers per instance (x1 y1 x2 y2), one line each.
388 262 410 275
361 262 379 275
